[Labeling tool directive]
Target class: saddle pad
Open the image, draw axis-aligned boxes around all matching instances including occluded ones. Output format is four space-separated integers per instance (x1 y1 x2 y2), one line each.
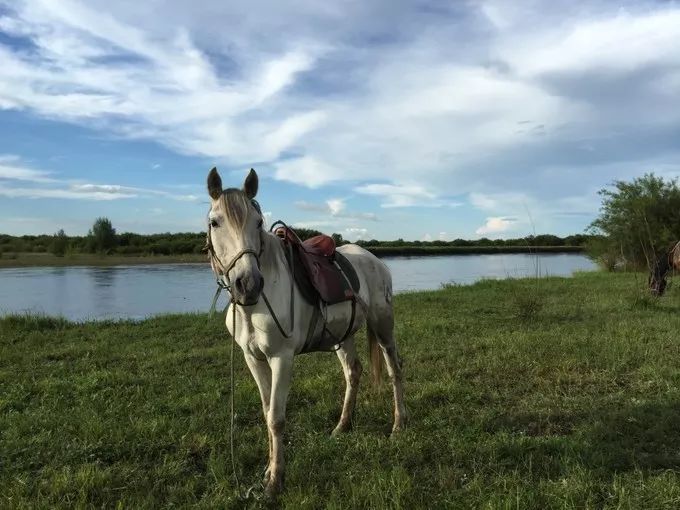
290 247 360 306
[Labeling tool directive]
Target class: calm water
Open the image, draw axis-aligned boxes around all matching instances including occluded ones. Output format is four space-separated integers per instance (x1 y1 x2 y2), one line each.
0 253 596 321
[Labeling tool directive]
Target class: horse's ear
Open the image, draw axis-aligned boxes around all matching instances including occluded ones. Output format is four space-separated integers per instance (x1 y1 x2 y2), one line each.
243 168 258 199
207 167 222 200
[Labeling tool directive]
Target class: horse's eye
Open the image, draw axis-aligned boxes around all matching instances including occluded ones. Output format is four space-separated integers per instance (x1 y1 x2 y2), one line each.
210 219 219 228
258 219 263 229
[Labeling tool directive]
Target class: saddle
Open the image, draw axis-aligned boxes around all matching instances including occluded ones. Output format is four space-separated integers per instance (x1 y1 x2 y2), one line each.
274 226 360 306
273 224 361 353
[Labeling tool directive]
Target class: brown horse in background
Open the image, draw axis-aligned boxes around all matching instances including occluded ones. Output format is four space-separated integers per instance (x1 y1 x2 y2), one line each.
649 241 680 296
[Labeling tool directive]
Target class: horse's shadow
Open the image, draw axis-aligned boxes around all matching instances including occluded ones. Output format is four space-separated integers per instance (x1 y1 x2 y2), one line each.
484 398 680 477
580 399 680 473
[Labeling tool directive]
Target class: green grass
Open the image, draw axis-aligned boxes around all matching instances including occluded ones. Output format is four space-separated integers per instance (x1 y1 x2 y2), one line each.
3 272 680 508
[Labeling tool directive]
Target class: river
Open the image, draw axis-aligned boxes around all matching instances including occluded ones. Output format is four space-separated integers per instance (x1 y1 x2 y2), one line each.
0 253 596 321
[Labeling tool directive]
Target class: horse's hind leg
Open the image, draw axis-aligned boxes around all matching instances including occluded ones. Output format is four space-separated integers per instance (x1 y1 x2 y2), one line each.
370 313 406 436
332 336 362 436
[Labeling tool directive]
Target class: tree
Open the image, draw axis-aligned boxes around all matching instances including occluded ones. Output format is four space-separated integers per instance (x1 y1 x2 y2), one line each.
88 217 117 253
51 229 68 257
588 174 680 269
331 233 345 246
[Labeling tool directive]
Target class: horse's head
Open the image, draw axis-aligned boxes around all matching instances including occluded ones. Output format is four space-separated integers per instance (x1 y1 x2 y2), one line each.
206 167 264 305
649 254 670 297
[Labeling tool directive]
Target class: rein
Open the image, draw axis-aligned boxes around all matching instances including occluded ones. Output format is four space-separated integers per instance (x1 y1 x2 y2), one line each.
204 209 297 496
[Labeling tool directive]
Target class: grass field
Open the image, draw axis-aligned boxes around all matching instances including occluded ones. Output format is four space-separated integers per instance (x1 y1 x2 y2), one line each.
3 272 680 508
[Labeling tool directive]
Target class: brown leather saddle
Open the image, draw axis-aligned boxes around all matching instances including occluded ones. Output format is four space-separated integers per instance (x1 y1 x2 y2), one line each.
272 223 360 353
274 225 360 305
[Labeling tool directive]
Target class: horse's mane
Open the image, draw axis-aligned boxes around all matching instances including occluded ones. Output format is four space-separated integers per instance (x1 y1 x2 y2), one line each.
219 188 252 231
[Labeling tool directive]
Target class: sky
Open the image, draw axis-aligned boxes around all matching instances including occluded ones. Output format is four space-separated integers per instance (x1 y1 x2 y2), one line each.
1 0 680 241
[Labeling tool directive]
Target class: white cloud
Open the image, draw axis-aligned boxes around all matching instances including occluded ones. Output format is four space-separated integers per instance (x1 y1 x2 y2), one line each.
291 220 337 230
0 1 323 162
476 217 517 236
0 155 199 202
354 183 434 208
326 198 344 216
344 227 367 241
0 155 56 183
355 183 461 208
70 183 198 201
499 9 680 77
294 199 378 220
1 0 679 237
274 156 340 188
0 184 136 200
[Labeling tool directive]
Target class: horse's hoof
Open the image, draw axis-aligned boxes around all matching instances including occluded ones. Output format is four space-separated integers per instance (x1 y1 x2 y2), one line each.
331 422 351 437
264 477 283 498
390 426 404 439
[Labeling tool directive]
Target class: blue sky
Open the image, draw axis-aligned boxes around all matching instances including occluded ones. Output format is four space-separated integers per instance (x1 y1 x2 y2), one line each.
1 0 680 241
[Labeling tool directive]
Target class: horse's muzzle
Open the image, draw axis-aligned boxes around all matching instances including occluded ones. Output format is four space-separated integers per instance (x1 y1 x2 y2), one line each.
232 271 264 306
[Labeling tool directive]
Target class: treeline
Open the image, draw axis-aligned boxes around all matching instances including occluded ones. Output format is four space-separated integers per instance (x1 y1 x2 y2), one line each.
353 233 593 248
0 232 206 256
0 220 596 258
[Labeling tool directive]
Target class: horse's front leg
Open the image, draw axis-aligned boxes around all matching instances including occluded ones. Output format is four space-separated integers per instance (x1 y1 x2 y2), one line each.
242 353 273 484
265 354 294 497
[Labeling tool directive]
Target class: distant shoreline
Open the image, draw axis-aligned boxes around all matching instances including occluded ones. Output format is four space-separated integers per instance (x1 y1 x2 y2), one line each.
364 245 585 257
0 245 587 268
0 253 210 268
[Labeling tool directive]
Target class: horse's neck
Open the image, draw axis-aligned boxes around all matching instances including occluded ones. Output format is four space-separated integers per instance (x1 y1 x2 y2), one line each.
259 231 293 288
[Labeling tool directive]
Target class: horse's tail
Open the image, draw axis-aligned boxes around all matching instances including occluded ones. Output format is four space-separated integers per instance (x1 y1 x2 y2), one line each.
367 326 383 385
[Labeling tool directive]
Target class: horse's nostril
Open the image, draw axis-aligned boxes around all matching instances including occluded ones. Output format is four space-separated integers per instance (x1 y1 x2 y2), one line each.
234 277 245 294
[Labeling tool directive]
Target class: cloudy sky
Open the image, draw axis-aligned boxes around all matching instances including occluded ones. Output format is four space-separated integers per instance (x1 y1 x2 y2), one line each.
1 0 679 241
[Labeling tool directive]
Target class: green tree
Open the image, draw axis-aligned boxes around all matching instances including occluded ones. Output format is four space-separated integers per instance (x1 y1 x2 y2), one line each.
88 217 117 253
51 229 68 257
331 233 345 246
588 173 680 269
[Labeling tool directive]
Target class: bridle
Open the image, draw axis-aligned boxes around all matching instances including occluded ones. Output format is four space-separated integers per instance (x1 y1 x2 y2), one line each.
204 199 295 338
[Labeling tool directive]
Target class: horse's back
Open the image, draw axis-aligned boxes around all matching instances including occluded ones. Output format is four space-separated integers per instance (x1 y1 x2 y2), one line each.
337 244 393 311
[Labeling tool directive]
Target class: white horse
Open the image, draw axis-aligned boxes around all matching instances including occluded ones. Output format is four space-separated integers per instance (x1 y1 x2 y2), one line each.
205 167 406 496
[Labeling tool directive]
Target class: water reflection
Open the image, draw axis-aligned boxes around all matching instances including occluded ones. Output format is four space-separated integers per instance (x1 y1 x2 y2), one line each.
89 267 118 287
0 254 596 320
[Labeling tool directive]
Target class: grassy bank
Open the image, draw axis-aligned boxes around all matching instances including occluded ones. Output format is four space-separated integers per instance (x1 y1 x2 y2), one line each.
0 245 585 268
0 252 208 268
3 272 680 508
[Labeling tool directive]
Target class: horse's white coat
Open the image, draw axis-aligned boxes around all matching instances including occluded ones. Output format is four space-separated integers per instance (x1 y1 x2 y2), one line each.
207 169 406 496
